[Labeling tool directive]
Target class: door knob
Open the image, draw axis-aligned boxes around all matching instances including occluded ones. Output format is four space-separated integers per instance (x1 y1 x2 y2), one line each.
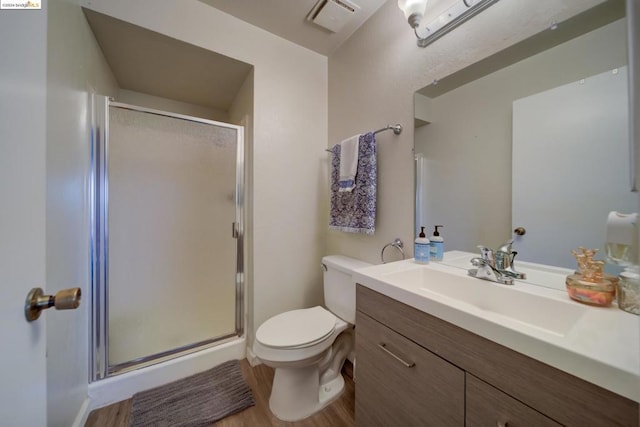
24 287 81 322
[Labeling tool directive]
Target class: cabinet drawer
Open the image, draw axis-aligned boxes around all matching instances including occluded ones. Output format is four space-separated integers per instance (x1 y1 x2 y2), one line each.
355 311 465 427
466 374 560 427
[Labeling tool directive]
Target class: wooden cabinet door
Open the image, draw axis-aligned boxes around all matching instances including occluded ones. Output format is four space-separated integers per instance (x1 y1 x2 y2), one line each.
355 311 465 427
466 374 561 427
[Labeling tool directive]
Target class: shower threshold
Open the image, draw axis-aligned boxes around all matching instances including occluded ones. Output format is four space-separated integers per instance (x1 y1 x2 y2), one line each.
108 332 240 377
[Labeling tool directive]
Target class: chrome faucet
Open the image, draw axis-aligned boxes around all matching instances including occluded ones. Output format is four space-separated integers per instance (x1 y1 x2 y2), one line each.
495 241 527 280
468 254 514 285
467 242 525 285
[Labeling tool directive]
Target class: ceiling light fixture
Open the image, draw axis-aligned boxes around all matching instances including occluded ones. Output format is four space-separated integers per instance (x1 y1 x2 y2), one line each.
398 0 500 48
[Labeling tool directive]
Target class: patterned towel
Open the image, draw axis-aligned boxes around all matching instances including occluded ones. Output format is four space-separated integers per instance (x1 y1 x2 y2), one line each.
329 132 377 235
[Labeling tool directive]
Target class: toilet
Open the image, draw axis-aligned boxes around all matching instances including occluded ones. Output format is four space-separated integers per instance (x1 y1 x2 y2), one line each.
252 255 372 421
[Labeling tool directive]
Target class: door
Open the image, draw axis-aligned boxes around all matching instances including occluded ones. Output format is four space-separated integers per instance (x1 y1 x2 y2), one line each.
97 102 244 375
512 67 636 269
0 7 49 427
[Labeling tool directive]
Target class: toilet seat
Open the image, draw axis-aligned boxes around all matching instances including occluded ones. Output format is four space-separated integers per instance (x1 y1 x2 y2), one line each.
256 306 337 349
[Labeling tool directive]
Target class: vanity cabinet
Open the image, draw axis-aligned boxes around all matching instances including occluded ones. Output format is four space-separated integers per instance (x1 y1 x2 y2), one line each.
355 285 639 427
466 374 560 427
356 310 465 426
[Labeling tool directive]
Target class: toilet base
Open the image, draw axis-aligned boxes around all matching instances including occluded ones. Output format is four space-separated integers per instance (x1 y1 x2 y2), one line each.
268 364 345 422
319 374 345 407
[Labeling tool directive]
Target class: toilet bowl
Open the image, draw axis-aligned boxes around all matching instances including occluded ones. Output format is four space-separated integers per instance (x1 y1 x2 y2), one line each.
252 255 371 421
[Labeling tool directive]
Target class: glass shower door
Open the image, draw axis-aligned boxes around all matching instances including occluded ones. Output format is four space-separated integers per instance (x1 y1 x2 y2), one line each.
92 100 244 377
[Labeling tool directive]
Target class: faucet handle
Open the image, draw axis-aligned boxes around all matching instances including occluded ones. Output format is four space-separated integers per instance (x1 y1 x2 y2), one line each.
477 245 495 267
497 240 514 254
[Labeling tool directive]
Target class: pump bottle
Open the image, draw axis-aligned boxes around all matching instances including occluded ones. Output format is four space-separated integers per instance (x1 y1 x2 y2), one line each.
415 226 430 264
430 225 444 261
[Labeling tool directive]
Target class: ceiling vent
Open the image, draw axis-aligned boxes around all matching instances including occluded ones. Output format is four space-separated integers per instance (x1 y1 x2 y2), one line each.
307 0 360 33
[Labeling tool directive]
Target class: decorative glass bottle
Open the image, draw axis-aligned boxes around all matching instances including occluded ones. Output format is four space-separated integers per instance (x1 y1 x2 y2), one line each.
566 248 616 306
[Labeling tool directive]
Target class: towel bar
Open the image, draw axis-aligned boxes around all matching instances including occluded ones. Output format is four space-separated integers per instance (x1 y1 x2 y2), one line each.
325 124 402 153
381 238 405 264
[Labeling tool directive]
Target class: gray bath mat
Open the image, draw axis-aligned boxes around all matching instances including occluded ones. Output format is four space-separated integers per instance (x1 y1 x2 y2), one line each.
130 359 255 427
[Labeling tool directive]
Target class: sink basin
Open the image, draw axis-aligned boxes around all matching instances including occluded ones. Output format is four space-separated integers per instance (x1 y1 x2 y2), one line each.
379 266 587 336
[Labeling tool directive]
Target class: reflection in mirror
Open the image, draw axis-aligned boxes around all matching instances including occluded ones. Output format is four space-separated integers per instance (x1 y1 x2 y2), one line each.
414 0 635 274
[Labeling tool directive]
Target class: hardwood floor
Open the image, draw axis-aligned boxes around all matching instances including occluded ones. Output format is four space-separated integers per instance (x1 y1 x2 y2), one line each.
85 359 355 427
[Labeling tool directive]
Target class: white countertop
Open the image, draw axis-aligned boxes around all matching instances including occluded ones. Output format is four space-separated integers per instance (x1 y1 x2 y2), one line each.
352 251 640 402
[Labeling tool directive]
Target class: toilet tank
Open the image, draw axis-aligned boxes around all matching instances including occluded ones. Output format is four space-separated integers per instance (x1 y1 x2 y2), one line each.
322 255 372 324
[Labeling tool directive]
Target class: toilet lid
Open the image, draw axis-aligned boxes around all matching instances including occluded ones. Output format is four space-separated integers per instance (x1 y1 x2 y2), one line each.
256 306 336 348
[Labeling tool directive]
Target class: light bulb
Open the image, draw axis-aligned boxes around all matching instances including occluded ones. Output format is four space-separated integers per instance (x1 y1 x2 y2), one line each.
398 0 428 28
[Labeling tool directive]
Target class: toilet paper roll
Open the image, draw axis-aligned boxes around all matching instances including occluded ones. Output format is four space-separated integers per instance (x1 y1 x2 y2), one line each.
606 212 638 246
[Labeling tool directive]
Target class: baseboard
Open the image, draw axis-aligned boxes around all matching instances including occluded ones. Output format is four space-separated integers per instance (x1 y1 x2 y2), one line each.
246 346 261 367
88 338 246 410
71 397 92 427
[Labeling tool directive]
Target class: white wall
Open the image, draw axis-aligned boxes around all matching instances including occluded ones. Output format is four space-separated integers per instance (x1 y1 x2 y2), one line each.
82 0 329 346
327 0 603 263
46 0 118 425
117 89 230 122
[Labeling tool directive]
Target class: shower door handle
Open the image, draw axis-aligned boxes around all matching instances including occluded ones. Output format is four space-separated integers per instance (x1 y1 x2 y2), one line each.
232 222 239 238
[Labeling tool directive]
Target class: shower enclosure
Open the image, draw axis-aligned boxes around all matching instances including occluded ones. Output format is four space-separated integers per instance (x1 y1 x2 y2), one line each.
90 96 244 380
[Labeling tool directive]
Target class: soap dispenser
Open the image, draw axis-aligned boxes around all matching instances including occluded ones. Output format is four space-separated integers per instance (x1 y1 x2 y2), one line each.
415 226 430 264
430 225 444 261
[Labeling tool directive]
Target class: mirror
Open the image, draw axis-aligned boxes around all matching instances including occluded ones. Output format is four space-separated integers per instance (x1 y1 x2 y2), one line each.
414 0 636 276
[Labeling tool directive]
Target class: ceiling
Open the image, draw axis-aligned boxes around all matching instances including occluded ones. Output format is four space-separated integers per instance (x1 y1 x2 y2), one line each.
83 8 253 112
197 0 387 55
83 0 386 112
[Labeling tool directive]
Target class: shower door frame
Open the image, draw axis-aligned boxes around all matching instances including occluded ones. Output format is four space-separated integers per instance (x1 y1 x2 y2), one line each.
90 95 245 381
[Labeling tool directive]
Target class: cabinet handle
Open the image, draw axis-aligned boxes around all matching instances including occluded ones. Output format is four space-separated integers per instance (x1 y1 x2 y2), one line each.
496 422 509 427
378 343 415 368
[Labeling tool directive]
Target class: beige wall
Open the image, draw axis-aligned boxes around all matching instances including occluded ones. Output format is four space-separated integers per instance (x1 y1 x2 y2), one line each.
328 0 602 264
117 89 230 122
229 70 254 127
46 0 118 425
83 0 329 346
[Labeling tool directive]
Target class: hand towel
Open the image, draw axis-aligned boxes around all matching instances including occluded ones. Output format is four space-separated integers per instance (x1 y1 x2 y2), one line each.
329 132 377 235
338 134 361 192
